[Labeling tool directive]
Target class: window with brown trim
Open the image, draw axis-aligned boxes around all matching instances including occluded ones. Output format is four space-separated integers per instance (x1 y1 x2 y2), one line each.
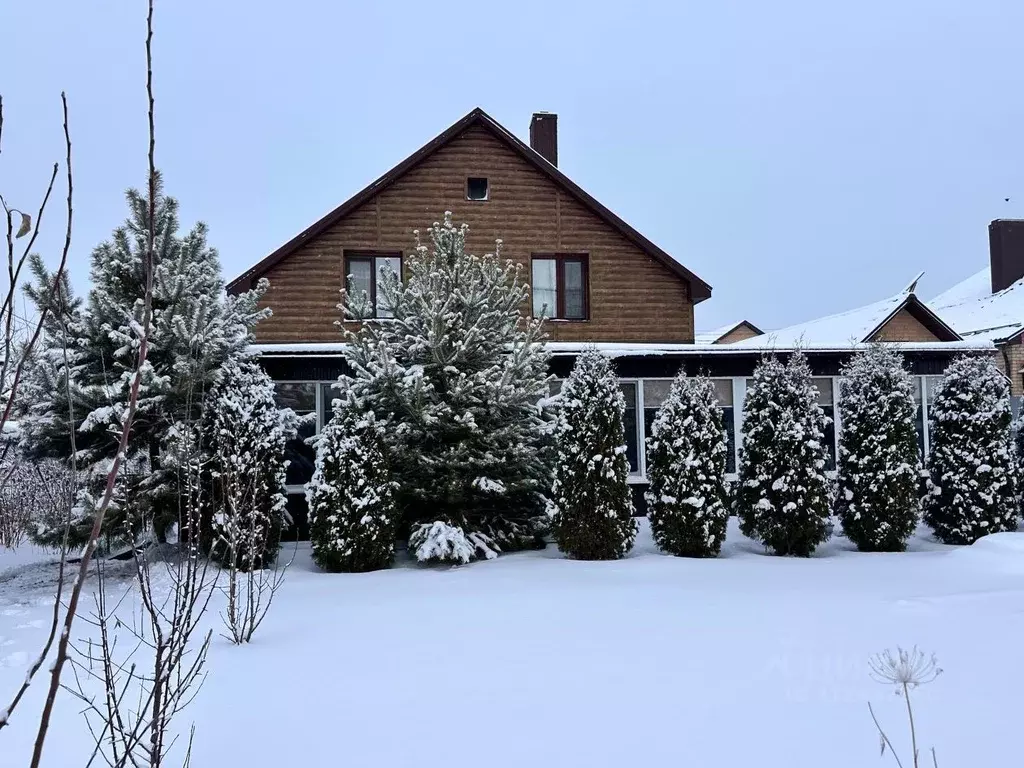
531 254 589 320
344 251 402 319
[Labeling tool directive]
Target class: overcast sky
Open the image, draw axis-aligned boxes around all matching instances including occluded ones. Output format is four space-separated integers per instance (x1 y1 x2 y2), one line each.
2 0 1022 331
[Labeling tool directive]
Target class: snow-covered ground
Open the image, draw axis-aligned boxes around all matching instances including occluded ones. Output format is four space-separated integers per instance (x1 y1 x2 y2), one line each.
1 519 1022 767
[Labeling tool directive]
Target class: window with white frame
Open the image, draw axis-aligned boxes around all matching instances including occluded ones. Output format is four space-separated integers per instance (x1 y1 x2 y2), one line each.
640 378 736 475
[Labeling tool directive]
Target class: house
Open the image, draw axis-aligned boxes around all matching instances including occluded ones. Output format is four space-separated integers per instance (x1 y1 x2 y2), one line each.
229 108 990 529
929 219 1024 396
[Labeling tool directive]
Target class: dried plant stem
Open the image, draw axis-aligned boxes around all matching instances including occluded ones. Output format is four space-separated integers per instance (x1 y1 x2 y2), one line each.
28 3 158 763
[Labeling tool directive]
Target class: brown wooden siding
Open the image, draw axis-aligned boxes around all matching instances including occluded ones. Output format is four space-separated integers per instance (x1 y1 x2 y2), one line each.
869 308 941 343
996 338 1024 397
716 323 760 344
254 125 694 344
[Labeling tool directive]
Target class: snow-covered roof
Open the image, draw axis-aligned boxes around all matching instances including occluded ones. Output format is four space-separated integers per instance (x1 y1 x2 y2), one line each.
729 283 960 350
929 267 1024 343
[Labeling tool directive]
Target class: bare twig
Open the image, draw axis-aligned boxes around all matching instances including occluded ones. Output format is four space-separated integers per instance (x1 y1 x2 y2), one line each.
28 4 159 761
868 701 906 768
0 91 76 735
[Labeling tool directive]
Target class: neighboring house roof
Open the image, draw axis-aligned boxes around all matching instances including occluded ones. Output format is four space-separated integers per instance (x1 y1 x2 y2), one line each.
731 284 961 350
929 267 1024 343
694 320 764 345
227 107 712 302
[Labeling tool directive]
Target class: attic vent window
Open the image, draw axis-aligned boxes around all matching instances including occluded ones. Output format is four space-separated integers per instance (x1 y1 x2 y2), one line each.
466 177 489 201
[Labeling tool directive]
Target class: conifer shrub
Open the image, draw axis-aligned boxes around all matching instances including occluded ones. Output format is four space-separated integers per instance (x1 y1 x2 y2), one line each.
924 355 1018 544
835 345 922 552
550 350 637 560
735 351 833 556
644 370 729 557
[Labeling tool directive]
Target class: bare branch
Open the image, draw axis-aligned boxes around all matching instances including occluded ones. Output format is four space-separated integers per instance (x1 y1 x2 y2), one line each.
28 4 159 761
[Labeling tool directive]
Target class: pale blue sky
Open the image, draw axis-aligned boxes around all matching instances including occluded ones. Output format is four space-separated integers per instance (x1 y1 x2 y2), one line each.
2 0 1022 331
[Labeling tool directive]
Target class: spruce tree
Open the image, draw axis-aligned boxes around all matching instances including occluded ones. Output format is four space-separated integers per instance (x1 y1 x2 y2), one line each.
307 389 396 573
343 212 554 563
19 175 267 548
551 350 637 560
736 351 832 556
644 370 729 557
200 356 294 570
924 355 1018 544
835 345 922 552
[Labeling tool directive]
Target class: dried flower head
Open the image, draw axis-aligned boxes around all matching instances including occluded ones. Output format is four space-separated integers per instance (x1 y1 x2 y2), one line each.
869 646 942 693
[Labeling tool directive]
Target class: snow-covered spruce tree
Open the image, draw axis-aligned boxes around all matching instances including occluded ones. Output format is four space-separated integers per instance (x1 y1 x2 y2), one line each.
551 350 637 560
924 355 1018 544
835 345 922 552
644 370 729 557
343 212 554 564
198 355 294 570
736 351 833 556
307 389 396 573
18 175 268 549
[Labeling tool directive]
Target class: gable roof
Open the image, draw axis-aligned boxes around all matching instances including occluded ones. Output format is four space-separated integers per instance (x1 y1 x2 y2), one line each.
694 320 764 344
731 284 961 350
929 266 1024 343
227 107 711 301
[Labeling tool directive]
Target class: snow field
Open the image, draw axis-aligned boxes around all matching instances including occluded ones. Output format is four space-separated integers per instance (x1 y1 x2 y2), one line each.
0 519 1021 767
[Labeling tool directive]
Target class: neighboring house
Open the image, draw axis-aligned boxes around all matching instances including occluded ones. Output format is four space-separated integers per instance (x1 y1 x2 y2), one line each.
695 320 763 345
929 219 1024 396
230 108 990 528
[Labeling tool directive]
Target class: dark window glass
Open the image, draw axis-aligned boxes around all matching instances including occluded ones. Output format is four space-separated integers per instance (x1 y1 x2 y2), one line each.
915 403 926 459
466 177 489 201
722 406 736 474
821 404 836 471
284 417 316 486
621 382 639 474
273 382 316 413
320 382 338 427
563 260 585 320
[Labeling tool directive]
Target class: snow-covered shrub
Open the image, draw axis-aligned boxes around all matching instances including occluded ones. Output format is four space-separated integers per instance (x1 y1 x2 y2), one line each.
551 350 637 560
644 370 729 557
199 356 295 570
307 391 396 572
835 345 922 552
924 355 1018 544
342 212 555 560
736 351 833 556
408 521 479 565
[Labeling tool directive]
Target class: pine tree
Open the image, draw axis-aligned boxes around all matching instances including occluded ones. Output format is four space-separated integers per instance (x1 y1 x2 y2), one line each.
307 389 396 573
343 212 554 563
835 345 922 552
644 370 729 557
923 355 1018 544
551 350 637 560
199 356 294 570
736 351 832 556
18 175 268 548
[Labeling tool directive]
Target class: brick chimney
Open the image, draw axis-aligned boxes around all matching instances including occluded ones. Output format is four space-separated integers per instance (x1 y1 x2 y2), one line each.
529 112 558 166
989 219 1024 293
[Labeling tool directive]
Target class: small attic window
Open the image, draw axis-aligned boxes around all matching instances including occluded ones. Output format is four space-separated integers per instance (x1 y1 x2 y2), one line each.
466 177 489 201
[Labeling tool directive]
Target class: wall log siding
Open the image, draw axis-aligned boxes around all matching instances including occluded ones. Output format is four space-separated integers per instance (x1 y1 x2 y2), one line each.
253 125 694 344
869 308 942 343
716 323 761 344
